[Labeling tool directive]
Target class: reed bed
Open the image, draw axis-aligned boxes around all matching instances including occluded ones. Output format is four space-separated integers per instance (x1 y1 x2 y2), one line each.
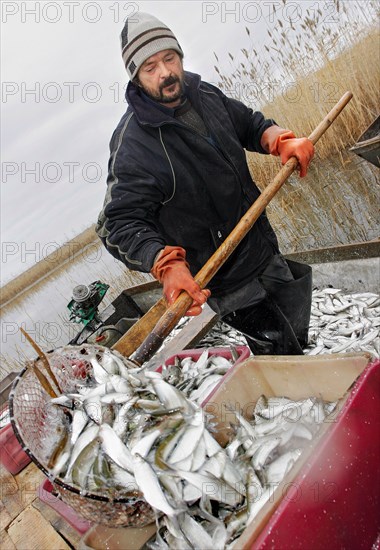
214 0 380 179
214 0 380 251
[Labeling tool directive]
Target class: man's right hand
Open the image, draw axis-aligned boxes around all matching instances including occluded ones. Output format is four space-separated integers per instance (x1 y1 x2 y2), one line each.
151 246 210 316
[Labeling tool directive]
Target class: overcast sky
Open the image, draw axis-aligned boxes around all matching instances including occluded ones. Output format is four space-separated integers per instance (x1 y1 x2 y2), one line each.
0 0 371 285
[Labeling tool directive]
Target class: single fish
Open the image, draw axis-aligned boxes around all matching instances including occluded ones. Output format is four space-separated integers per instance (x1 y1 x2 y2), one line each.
133 453 178 516
71 439 100 488
191 435 207 471
174 470 244 506
251 437 281 470
76 381 111 400
51 395 74 407
48 428 70 474
101 350 119 375
110 462 139 492
150 377 194 414
155 422 186 470
132 428 161 458
65 424 100 479
89 355 109 384
101 392 134 404
178 512 213 549
99 424 134 473
167 409 205 464
189 375 223 403
159 473 184 503
83 395 102 425
91 452 112 488
113 398 138 438
70 409 88 445
247 486 272 523
109 374 133 394
265 448 302 485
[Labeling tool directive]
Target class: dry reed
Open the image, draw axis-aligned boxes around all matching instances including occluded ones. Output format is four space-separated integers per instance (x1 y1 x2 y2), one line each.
214 0 380 179
213 0 379 252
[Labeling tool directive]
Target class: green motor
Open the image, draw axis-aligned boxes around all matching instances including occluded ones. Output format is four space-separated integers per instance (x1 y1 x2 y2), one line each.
67 281 109 325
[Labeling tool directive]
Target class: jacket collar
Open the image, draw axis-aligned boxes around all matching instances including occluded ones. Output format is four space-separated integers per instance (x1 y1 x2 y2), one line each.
126 71 202 126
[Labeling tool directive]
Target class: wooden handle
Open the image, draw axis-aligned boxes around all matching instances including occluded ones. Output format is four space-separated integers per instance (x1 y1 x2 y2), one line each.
194 91 353 290
113 297 167 357
128 92 353 365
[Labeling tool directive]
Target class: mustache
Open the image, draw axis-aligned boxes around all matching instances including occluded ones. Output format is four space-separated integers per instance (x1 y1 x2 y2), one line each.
160 75 180 91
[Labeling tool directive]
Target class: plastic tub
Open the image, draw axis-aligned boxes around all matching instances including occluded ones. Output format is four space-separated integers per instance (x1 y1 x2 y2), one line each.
80 353 377 550
38 479 92 535
202 354 379 549
249 358 380 550
79 353 377 550
0 418 31 474
162 345 250 368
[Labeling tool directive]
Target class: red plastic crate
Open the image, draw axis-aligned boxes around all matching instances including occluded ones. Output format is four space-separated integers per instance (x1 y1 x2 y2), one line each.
250 359 380 550
162 345 250 370
38 479 92 535
0 415 31 474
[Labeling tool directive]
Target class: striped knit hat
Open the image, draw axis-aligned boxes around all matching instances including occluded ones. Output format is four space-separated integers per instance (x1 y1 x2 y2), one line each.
120 12 183 80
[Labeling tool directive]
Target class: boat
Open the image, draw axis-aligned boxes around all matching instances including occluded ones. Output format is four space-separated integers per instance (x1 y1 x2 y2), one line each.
350 114 380 167
1 241 379 549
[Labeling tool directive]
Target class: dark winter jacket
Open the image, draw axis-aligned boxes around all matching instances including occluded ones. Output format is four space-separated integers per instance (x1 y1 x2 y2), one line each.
96 71 280 296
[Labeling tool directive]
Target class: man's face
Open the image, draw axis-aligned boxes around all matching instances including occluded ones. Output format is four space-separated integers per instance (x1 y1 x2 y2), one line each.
136 49 185 107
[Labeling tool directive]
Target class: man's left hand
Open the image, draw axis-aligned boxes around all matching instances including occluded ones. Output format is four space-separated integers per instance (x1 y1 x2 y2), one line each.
262 127 315 177
276 131 314 177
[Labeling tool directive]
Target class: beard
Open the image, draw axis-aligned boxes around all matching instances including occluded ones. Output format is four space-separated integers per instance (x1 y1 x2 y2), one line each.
139 74 185 104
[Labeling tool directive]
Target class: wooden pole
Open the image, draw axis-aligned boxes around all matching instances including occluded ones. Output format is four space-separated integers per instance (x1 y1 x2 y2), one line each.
118 92 353 365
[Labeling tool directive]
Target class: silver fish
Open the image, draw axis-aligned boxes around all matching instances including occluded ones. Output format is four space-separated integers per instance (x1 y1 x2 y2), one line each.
178 512 214 549
112 398 138 438
109 374 133 394
251 437 281 470
131 428 161 458
83 395 102 425
101 392 134 404
71 439 100 488
89 355 110 384
99 424 134 472
168 409 204 464
133 453 178 516
65 423 100 479
150 377 194 415
247 486 272 523
100 349 119 375
110 463 139 492
265 449 302 485
70 409 88 445
174 470 244 506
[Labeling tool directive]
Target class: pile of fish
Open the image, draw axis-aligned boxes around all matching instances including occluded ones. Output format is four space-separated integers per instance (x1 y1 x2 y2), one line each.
188 288 379 359
160 350 236 405
46 348 243 507
42 347 336 549
147 394 337 549
305 289 379 357
195 321 248 348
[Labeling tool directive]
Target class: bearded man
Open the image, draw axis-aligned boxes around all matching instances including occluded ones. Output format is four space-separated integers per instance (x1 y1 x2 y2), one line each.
96 12 314 355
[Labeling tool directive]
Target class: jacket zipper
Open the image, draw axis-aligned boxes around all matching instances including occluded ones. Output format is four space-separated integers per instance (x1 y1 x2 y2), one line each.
145 110 273 247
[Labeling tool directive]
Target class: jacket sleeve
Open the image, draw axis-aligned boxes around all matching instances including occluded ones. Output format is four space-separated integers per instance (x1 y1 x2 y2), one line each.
95 123 166 273
203 82 276 153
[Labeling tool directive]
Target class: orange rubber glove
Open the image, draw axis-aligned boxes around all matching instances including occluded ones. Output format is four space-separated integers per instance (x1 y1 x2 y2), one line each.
151 246 211 316
262 127 314 177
